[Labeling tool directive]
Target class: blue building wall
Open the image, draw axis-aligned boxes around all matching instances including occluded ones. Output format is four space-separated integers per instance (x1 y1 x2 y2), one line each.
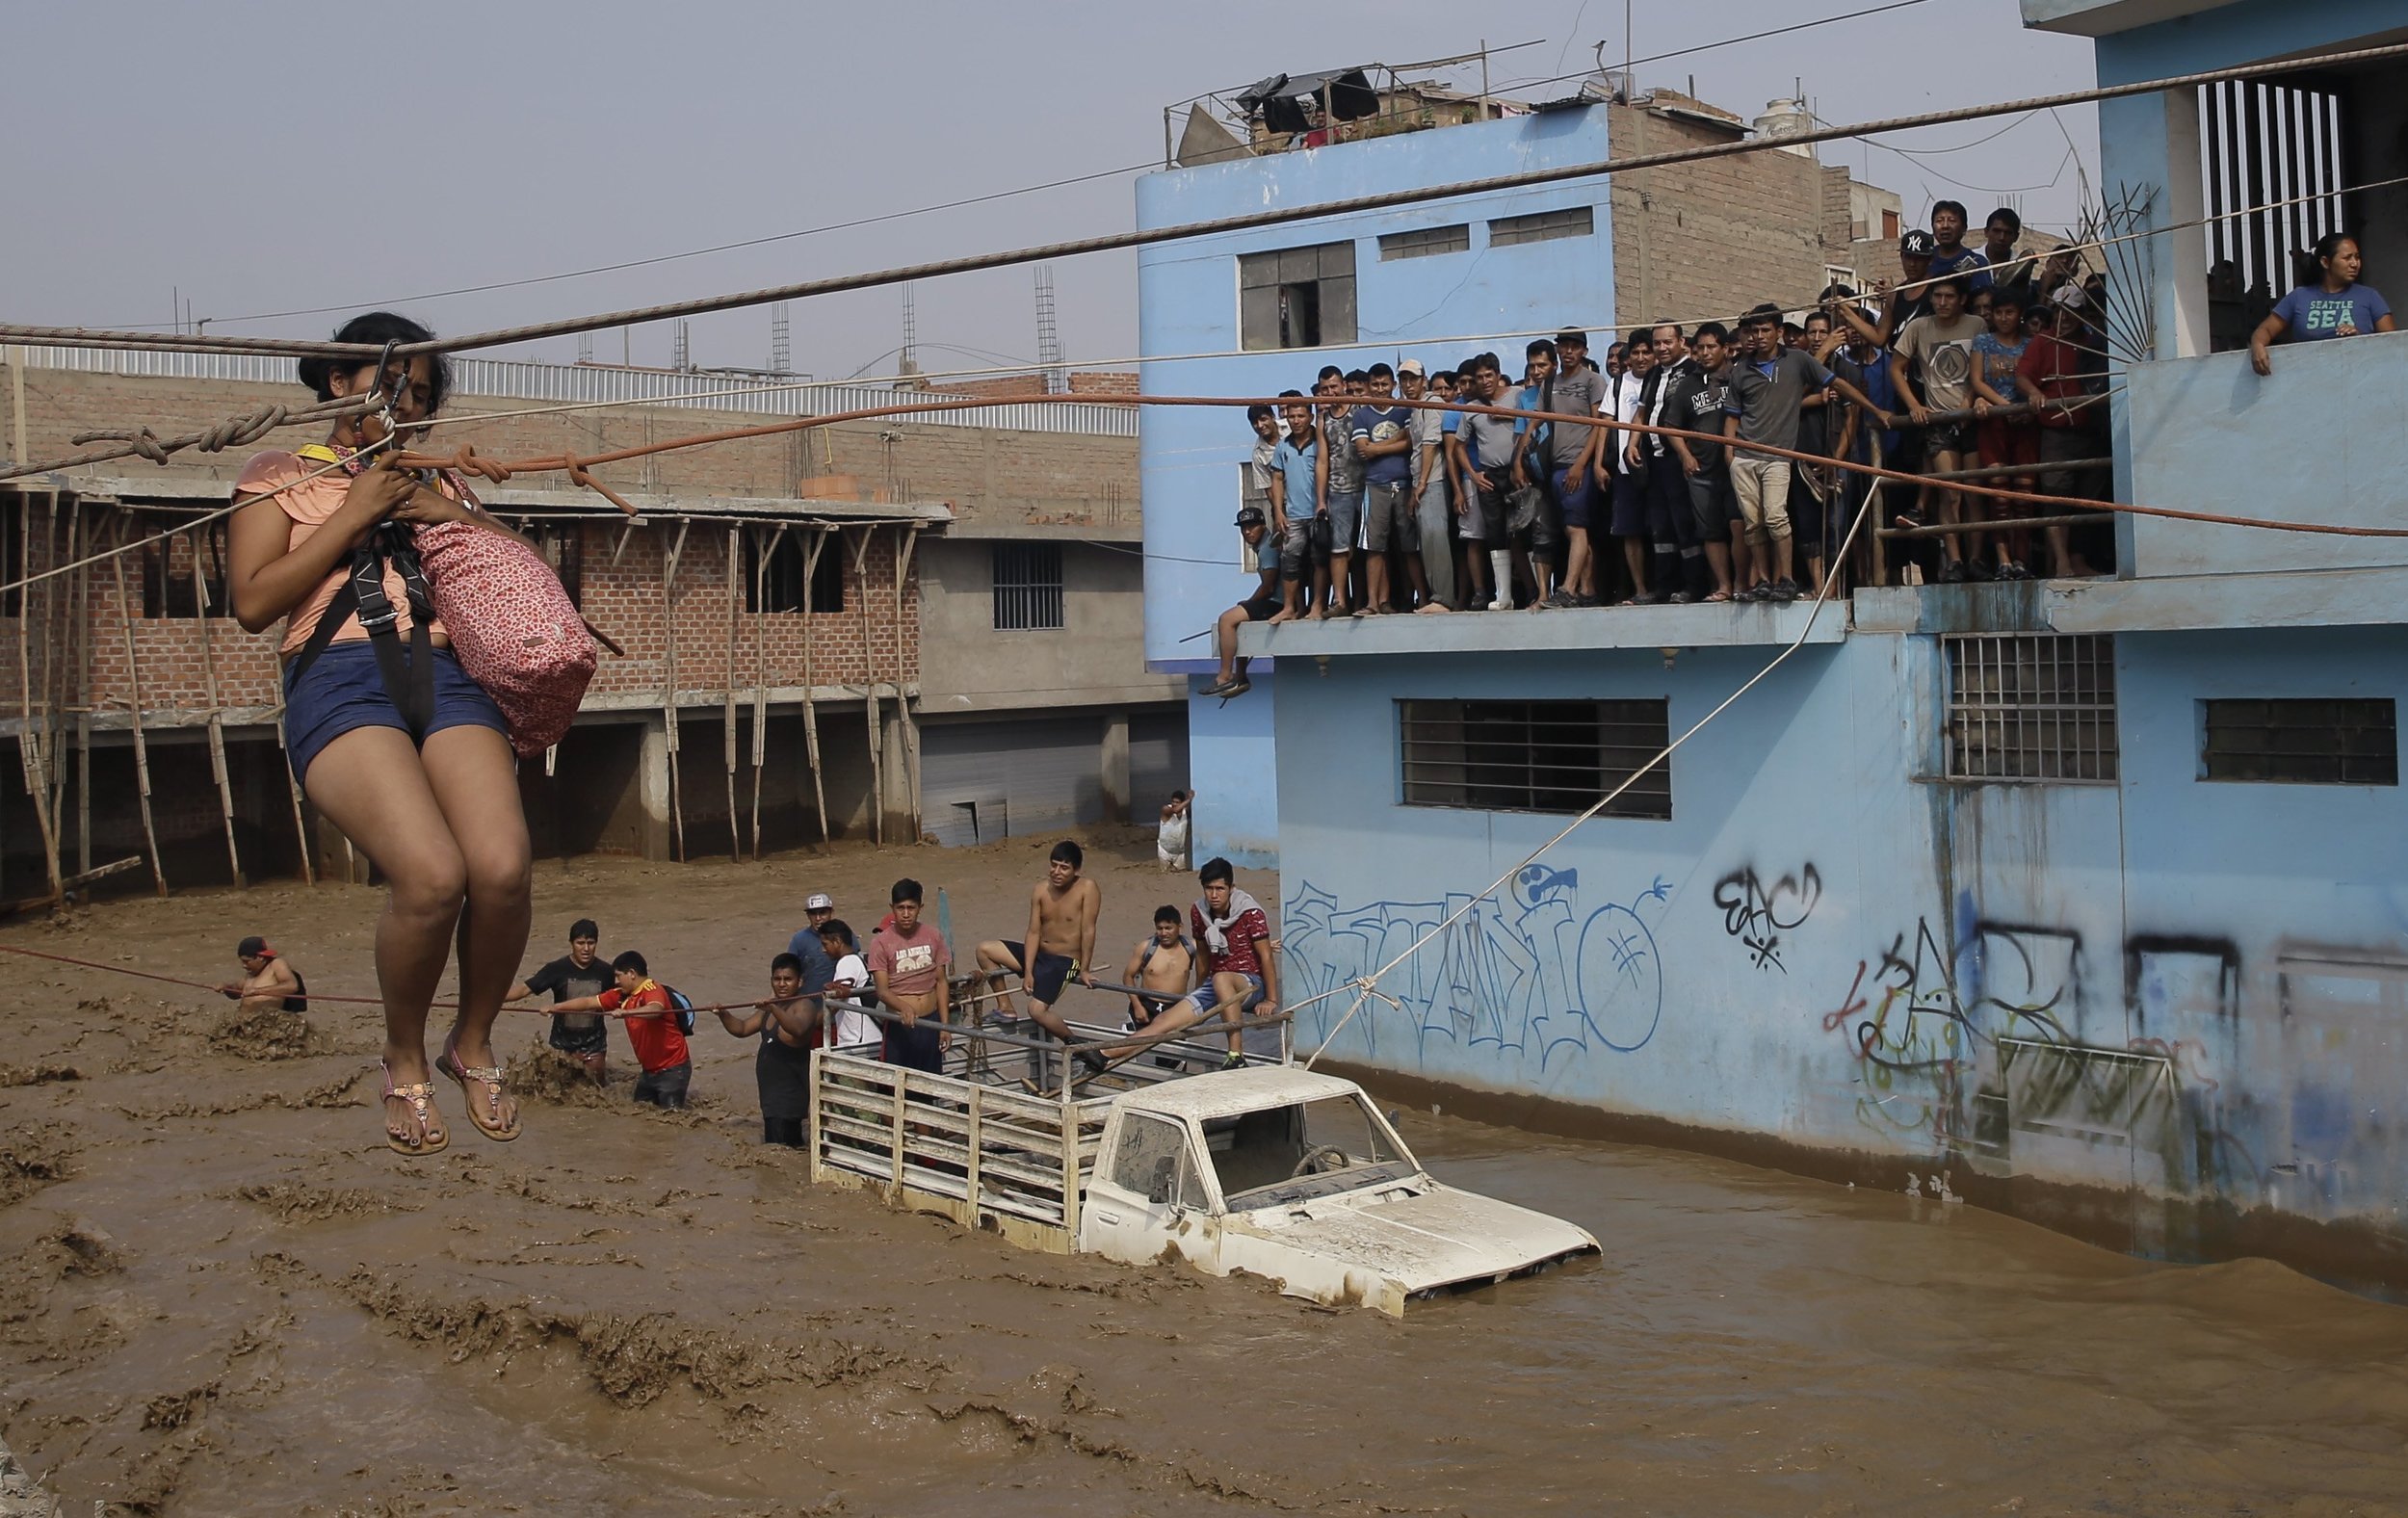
1186 670 1280 870
1138 107 1619 867
1275 625 2408 1248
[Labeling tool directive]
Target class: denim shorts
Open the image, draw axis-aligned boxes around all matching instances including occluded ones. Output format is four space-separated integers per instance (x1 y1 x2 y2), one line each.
1188 971 1268 1018
283 641 510 784
1326 486 1365 552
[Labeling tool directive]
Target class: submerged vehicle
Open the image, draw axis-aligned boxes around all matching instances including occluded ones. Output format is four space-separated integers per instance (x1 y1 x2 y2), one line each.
809 1012 1597 1315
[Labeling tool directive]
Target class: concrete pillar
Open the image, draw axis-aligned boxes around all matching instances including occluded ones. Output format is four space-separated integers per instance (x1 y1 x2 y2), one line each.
1100 710 1132 824
638 716 673 861
878 704 914 842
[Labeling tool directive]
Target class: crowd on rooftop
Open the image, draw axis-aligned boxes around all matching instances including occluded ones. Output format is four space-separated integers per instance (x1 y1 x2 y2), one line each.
1204 204 2394 696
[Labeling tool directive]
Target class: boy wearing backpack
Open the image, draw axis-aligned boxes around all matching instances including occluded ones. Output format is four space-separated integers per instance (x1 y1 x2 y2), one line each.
554 950 691 1109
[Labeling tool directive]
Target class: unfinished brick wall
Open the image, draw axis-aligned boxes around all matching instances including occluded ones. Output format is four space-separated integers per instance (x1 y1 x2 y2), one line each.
1607 98 1867 329
0 361 1152 718
2 365 1139 529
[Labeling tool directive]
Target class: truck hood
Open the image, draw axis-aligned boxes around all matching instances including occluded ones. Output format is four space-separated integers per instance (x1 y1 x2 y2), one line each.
1225 1180 1598 1296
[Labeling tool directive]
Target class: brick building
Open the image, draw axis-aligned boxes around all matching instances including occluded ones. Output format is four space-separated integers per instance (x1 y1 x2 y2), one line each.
0 349 1164 899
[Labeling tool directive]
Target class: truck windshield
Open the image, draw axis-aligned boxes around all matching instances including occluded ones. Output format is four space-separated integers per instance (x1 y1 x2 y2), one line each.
1211 1095 1415 1207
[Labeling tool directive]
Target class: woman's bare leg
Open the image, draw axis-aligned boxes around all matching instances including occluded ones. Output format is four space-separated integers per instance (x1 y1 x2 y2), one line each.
302 726 468 1148
422 724 532 1134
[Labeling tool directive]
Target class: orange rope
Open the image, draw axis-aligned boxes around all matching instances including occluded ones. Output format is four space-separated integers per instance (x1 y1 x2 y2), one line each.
384 391 2405 540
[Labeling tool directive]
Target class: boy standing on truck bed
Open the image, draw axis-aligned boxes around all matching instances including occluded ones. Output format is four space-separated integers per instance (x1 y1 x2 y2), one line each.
976 840 1102 1045
869 879 953 1073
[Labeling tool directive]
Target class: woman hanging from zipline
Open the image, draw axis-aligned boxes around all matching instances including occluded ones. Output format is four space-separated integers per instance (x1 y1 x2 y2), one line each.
227 311 535 1155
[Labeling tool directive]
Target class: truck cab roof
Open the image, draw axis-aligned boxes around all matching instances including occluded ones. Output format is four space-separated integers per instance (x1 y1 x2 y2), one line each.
1111 1065 1367 1123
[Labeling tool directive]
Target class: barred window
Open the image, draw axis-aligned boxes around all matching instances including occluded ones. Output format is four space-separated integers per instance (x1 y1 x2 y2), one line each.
992 542 1064 631
1400 698 1670 818
1488 206 1595 248
1378 223 1471 261
2203 698 2396 785
1239 242 1357 350
1944 634 2117 782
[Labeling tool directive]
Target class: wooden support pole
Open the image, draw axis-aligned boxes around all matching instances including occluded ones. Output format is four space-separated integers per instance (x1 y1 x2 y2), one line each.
65 504 88 876
193 544 244 888
662 519 690 862
750 524 784 860
16 732 61 902
800 528 829 845
106 544 166 895
723 523 741 862
892 522 923 844
849 526 883 846
275 704 315 887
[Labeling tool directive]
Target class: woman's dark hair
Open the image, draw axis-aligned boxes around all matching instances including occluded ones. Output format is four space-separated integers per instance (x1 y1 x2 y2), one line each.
2314 231 2359 270
296 311 453 414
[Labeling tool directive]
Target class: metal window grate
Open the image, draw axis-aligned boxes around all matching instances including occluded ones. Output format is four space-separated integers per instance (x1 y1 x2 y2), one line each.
992 541 1064 631
1944 634 2118 783
1400 698 1671 819
1488 205 1595 248
1378 223 1472 261
2203 698 2396 785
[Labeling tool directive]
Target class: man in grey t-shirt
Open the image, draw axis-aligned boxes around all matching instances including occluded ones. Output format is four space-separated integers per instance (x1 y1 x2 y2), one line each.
1722 304 1883 603
1319 373 1366 615
1534 329 1602 607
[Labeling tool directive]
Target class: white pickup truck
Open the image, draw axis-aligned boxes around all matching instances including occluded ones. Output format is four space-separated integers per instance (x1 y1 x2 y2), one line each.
809 1019 1597 1316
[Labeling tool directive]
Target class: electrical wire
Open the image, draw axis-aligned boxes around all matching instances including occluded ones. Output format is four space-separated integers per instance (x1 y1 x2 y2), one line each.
13 38 2408 364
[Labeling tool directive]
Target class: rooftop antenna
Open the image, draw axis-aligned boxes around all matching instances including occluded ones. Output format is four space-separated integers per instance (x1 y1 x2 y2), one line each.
1034 266 1064 394
770 301 792 375
577 330 593 365
899 284 920 381
671 319 691 373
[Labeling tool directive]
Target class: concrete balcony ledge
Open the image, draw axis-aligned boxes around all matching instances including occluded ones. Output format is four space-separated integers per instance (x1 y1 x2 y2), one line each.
1237 596 1847 658
1855 564 2408 636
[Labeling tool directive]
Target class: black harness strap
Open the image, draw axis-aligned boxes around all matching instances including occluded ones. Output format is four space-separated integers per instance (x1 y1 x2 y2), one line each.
289 520 439 739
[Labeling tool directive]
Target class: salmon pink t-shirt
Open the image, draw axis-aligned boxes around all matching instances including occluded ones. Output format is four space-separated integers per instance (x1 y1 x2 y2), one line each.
238 447 450 655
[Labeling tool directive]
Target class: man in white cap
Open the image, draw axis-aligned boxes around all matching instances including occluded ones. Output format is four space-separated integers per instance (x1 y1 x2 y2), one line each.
787 894 855 1016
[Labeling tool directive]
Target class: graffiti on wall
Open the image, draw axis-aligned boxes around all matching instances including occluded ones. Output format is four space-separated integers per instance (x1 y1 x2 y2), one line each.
1283 868 1671 1068
1711 862 1821 973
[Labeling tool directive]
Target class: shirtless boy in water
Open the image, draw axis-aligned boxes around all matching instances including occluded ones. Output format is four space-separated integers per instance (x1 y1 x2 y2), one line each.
976 840 1102 1042
216 936 306 1015
1122 905 1195 1029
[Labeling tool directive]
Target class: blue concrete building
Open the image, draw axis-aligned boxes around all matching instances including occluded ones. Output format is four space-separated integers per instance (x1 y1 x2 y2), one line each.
1136 104 1618 868
1229 11 2408 1285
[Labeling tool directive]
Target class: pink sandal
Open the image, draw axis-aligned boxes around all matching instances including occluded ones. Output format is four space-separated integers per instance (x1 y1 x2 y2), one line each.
436 1033 522 1142
380 1060 449 1156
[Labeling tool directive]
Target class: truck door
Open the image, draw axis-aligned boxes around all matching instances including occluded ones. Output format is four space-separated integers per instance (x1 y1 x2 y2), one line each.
1082 1112 1212 1266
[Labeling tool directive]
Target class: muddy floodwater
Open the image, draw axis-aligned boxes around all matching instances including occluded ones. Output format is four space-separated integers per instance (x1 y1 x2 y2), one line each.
5 834 2407 1515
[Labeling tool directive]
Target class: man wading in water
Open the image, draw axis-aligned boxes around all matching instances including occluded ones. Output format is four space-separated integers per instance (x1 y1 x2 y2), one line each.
217 936 308 1015
976 840 1102 1046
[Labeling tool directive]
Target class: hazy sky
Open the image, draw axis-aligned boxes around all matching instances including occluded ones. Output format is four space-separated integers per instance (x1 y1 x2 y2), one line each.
4 1 2100 381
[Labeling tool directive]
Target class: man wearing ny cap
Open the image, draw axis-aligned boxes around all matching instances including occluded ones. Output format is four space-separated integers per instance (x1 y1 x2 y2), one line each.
1201 505 1280 699
787 892 857 1014
218 936 308 1016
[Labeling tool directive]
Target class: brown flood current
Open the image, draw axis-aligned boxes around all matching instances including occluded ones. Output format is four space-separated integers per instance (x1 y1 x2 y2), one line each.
5 835 2408 1515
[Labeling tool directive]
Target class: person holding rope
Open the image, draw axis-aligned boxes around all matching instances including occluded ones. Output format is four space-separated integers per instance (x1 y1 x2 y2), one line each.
216 936 307 1016
713 953 816 1147
508 918 612 1085
226 310 535 1156
1121 905 1197 1031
